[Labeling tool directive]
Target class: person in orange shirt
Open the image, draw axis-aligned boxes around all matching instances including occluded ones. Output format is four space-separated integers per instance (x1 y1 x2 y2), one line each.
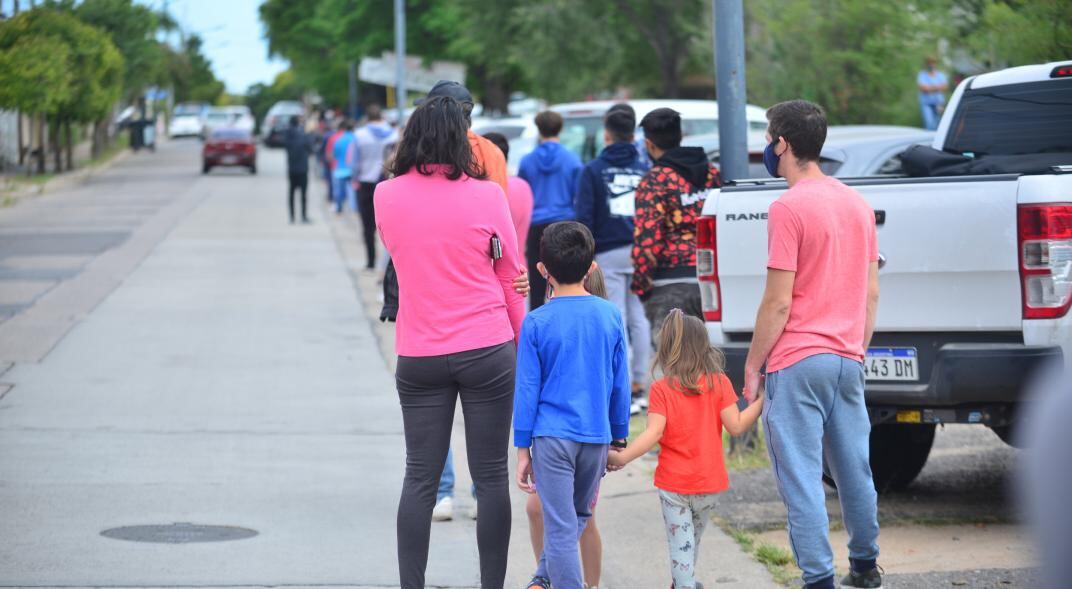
418 81 507 194
609 310 762 589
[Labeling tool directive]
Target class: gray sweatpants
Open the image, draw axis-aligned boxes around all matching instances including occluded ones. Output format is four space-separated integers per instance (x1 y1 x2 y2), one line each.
595 246 651 389
763 353 880 585
531 437 608 589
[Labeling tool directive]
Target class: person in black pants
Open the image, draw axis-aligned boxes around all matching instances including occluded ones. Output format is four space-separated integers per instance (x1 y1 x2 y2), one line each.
283 115 312 223
353 105 399 269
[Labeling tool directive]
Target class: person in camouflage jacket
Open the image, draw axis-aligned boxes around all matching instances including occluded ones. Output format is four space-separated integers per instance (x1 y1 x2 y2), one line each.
631 108 722 346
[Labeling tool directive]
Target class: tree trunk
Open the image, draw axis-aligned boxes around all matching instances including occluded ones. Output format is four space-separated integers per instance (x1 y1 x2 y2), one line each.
35 114 45 175
17 112 24 166
52 117 62 173
65 120 73 171
481 74 511 116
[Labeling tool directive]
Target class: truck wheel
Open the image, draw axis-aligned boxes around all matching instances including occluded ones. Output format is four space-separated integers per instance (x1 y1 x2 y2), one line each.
822 423 935 493
869 423 936 493
989 425 1024 448
202 163 211 174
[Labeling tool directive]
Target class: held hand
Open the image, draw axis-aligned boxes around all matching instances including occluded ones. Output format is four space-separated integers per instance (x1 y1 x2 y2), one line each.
516 448 536 494
513 267 531 296
606 450 627 471
743 368 764 403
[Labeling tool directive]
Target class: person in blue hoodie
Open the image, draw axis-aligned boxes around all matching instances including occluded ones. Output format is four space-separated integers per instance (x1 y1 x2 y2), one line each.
519 111 583 309
575 105 652 412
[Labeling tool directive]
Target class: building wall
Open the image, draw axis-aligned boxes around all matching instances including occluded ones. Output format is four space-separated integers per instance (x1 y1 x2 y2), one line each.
0 110 19 171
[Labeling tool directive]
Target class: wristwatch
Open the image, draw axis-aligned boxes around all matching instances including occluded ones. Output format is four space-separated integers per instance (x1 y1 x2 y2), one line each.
610 439 628 449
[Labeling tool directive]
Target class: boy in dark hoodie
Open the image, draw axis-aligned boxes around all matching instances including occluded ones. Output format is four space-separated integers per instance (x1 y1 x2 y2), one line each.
632 107 722 346
575 105 652 408
519 111 583 310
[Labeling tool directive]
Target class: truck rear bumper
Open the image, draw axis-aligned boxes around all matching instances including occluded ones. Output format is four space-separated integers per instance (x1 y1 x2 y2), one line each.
713 328 1062 420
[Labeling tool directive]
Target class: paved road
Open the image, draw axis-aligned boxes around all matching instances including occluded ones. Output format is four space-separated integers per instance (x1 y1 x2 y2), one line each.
0 140 478 587
0 140 778 588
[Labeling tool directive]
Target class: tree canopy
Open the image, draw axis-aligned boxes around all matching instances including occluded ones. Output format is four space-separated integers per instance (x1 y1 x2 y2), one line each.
262 0 1072 125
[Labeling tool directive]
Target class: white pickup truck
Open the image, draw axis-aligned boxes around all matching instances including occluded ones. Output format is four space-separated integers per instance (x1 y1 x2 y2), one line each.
699 60 1072 491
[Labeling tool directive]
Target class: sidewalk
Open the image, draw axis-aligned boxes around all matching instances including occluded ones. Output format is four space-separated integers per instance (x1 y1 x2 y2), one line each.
0 146 481 587
328 198 780 589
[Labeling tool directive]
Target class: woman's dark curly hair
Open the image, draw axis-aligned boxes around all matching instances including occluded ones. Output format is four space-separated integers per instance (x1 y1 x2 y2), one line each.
389 96 487 181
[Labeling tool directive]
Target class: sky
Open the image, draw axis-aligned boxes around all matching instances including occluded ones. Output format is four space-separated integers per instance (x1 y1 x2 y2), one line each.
142 0 287 93
0 0 287 93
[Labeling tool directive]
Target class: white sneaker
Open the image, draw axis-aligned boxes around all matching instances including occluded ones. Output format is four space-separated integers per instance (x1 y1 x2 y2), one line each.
432 496 453 521
468 502 478 520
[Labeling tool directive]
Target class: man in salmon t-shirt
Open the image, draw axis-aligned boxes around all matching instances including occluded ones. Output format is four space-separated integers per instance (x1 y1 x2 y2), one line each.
742 100 883 589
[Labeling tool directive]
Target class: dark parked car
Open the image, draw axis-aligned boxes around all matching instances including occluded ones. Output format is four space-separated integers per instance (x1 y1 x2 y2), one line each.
202 128 257 174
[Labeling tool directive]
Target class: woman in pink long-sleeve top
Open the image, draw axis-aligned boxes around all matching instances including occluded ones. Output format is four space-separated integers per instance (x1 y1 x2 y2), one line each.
374 96 524 589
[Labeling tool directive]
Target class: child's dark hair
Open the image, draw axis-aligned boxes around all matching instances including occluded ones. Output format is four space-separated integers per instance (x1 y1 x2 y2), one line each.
483 131 509 159
584 265 608 299
539 221 595 285
655 309 725 396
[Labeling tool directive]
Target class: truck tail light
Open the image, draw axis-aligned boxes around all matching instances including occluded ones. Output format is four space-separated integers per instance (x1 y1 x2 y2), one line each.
1018 203 1072 319
696 216 722 322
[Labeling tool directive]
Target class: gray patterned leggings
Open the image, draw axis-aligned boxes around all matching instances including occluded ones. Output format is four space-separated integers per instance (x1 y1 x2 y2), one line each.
659 489 720 589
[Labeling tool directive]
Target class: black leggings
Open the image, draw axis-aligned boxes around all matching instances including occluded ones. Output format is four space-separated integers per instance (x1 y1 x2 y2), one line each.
395 342 515 589
288 172 308 221
358 182 378 268
526 223 553 310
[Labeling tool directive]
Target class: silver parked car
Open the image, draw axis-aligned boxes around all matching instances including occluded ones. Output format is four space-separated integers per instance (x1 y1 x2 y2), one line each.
687 125 935 178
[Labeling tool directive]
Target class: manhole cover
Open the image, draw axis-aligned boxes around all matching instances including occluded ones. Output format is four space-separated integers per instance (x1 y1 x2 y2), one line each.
100 522 258 544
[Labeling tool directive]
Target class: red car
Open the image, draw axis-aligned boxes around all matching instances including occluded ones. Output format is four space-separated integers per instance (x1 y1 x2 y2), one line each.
202 128 257 174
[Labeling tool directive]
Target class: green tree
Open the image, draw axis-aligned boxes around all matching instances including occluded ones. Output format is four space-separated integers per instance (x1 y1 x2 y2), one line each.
160 33 225 104
0 9 122 171
66 0 165 102
970 0 1072 67
745 0 943 125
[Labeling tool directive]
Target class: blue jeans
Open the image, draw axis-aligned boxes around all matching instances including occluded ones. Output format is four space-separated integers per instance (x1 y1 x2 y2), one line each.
531 437 607 589
762 354 880 585
332 175 354 213
920 101 941 130
437 447 455 501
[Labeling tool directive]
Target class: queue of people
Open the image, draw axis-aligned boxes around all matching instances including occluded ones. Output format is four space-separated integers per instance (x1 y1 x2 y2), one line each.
355 80 882 589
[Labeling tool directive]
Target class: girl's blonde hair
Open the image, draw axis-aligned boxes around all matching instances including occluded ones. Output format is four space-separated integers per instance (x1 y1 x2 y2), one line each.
654 309 725 396
584 265 608 300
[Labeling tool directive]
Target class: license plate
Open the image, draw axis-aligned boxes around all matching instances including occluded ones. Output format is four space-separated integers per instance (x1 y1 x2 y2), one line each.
864 347 919 381
221 155 237 164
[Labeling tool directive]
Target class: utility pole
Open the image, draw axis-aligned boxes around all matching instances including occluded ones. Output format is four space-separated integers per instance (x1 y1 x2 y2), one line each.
393 0 406 124
713 0 749 182
348 61 358 120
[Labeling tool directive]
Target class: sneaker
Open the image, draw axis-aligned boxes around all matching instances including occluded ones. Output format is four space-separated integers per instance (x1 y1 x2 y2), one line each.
630 401 642 416
841 567 882 588
468 502 478 520
431 496 453 522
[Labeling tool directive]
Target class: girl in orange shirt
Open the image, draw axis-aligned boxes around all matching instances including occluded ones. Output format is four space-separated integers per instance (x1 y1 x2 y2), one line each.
608 309 763 589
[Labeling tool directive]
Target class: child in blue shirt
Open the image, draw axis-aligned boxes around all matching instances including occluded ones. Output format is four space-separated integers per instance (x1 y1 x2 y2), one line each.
514 221 631 589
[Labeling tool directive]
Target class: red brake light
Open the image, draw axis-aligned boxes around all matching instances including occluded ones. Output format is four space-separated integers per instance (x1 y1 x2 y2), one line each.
696 216 722 321
1051 65 1072 78
1018 204 1072 319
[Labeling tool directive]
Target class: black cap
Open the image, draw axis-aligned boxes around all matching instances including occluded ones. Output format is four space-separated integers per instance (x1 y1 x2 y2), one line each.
416 80 473 106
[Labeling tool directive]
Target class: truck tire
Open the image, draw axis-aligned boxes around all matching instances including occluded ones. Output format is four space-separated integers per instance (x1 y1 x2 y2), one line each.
869 423 935 493
822 423 936 493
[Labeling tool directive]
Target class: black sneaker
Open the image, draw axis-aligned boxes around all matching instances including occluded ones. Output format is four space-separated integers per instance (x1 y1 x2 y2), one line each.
840 566 882 588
